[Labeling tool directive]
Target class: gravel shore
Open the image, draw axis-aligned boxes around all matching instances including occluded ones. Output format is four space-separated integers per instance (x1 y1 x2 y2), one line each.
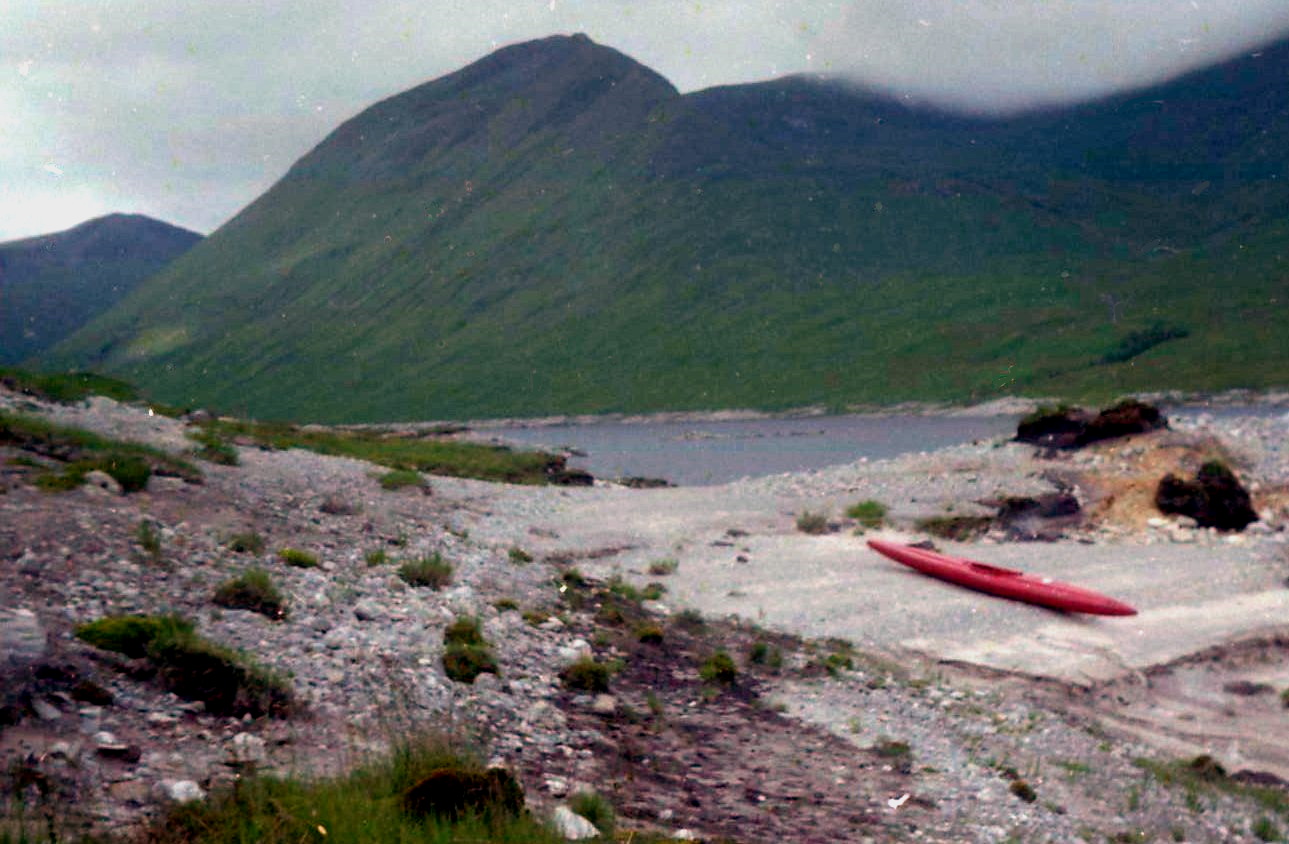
3 389 1288 842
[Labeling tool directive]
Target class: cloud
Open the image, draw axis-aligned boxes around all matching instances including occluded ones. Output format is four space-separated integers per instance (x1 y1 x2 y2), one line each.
808 0 1289 112
2 1 1288 240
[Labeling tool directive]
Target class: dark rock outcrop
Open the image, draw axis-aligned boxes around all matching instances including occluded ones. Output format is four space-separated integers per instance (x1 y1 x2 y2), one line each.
991 493 1083 541
1155 461 1258 531
1016 400 1167 449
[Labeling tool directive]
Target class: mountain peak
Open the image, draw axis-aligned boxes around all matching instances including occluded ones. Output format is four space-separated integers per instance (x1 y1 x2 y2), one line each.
285 33 678 185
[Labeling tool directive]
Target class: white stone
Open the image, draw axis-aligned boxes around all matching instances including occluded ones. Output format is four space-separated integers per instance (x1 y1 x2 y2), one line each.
552 805 599 840
545 776 570 796
352 599 385 621
538 617 565 632
49 741 76 759
1146 517 1169 528
590 694 617 715
162 780 206 804
673 829 699 840
558 639 593 664
83 470 123 495
229 732 267 765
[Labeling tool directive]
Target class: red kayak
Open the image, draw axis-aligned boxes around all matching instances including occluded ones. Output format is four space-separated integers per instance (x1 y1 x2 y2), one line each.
866 539 1137 616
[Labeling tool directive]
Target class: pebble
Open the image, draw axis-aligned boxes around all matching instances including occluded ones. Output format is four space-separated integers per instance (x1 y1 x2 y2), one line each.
31 697 62 721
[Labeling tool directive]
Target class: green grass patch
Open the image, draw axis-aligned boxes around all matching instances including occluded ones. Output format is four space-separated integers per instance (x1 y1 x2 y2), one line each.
75 614 292 718
136 519 163 563
1135 755 1289 817
698 651 738 685
846 499 887 530
399 554 453 589
189 428 239 465
379 469 425 490
277 547 318 568
365 548 389 566
507 547 533 564
567 791 616 838
0 410 199 491
749 640 783 669
441 616 499 684
635 624 664 645
560 658 611 693
196 418 559 485
915 514 995 540
0 367 140 404
136 733 560 843
213 568 288 620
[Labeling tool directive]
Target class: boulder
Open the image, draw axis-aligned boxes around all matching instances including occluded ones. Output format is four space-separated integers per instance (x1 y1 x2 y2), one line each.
1156 461 1258 532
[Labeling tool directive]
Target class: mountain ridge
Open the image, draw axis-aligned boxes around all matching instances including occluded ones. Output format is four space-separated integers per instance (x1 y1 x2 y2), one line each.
1 214 201 364
42 34 1289 421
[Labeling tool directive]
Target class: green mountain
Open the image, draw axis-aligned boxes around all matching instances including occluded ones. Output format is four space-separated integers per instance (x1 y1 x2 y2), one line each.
45 34 1289 422
1 214 200 364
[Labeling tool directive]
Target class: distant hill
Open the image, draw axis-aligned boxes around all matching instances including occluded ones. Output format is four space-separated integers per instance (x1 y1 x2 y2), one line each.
1 214 201 364
45 34 1289 422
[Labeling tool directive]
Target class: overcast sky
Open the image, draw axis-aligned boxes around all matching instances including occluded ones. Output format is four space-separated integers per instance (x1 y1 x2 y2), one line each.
3 0 1288 242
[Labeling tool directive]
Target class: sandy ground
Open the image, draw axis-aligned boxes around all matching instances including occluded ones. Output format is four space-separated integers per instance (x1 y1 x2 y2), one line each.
448 436 1289 687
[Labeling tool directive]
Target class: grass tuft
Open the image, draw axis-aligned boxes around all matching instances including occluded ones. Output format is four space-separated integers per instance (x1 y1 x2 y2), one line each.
796 510 829 535
213 568 288 620
379 469 425 490
698 651 738 685
846 499 887 530
189 428 239 465
560 658 611 693
567 791 616 837
277 547 318 568
441 616 499 684
399 554 454 589
648 558 679 576
226 531 265 555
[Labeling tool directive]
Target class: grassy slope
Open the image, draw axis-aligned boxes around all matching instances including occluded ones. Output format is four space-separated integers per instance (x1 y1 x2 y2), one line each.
42 37 1289 422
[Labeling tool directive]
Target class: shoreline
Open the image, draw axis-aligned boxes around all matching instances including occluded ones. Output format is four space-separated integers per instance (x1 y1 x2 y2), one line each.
351 389 1289 433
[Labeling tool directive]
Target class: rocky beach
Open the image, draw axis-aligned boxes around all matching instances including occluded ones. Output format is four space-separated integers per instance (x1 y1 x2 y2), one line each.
3 385 1289 843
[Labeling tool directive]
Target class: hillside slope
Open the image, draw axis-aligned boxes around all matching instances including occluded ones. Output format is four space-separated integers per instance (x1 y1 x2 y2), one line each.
46 35 1289 421
1 214 201 364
